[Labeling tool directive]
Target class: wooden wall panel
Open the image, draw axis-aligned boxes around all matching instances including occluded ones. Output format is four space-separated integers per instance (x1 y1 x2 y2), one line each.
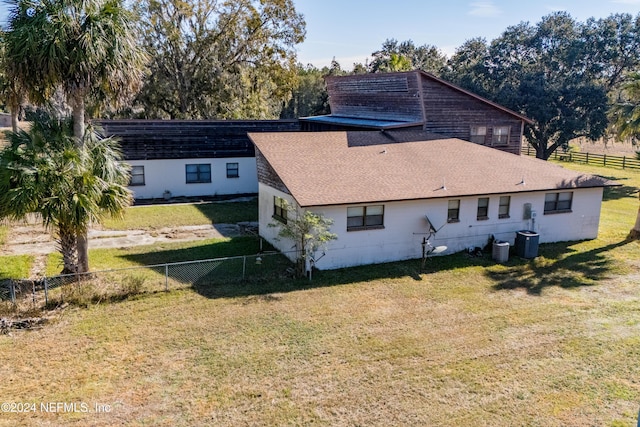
325 74 423 122
420 77 523 155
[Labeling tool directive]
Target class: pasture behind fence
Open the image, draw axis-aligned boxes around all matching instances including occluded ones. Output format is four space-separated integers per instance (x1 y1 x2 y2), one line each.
524 145 640 170
1 251 293 308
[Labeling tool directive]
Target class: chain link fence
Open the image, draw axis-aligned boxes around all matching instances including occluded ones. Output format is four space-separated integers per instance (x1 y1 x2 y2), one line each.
0 251 294 310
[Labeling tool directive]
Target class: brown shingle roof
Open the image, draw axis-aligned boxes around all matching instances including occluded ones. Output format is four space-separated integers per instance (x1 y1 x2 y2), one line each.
249 131 614 207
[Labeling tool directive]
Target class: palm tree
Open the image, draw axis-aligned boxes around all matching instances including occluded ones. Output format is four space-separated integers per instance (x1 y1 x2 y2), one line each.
3 0 146 271
0 112 132 274
611 72 640 239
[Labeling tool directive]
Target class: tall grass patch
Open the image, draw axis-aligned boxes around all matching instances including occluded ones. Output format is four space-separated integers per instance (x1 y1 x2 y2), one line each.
0 255 33 280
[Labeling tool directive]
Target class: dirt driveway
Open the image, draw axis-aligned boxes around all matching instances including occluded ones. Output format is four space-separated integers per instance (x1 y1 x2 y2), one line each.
1 222 258 256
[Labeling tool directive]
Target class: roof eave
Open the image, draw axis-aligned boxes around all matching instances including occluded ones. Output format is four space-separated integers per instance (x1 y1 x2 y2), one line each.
416 70 534 124
297 184 613 208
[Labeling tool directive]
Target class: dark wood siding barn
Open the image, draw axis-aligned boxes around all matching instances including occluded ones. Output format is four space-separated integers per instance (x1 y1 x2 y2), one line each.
325 73 424 123
301 71 531 155
419 74 526 155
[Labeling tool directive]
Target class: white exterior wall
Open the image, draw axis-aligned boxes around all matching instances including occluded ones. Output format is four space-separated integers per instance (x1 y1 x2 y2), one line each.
258 184 604 270
258 183 300 261
126 157 258 200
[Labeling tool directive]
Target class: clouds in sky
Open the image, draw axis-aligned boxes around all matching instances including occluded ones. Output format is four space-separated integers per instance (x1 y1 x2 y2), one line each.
468 2 502 17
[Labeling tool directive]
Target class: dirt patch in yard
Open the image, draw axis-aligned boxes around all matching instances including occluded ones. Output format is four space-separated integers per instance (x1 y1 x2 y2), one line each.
0 222 258 257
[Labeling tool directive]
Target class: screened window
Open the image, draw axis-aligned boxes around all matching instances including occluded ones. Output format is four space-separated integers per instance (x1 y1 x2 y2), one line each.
185 164 211 183
492 126 510 145
544 192 573 214
129 165 145 186
226 162 239 178
470 126 487 144
477 197 489 220
499 196 511 219
273 196 288 223
448 200 460 223
347 205 384 231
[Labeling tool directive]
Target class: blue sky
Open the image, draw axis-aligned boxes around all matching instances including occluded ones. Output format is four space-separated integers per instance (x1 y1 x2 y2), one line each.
0 0 638 70
293 0 640 68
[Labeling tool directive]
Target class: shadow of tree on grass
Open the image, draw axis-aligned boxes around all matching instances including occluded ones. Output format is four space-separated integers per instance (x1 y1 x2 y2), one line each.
487 239 632 295
597 175 638 202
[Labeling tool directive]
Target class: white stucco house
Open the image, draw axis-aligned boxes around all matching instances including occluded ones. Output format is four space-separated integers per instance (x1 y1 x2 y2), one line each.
99 119 299 200
250 130 615 270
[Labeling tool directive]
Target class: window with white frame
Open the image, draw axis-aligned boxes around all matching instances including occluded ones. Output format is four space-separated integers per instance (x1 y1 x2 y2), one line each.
491 126 510 145
544 192 573 214
477 197 489 220
185 164 211 183
129 165 145 186
470 126 487 144
499 196 511 219
347 205 384 231
447 200 460 223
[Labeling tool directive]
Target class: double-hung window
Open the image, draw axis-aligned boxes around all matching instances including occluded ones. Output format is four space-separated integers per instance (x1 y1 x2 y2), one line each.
544 192 573 214
447 200 460 223
477 197 489 220
347 205 384 231
273 196 288 223
470 126 487 144
226 162 239 178
129 165 145 186
492 126 510 145
185 164 211 183
498 196 511 219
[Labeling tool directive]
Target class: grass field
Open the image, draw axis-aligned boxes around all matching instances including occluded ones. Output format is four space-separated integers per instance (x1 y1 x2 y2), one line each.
101 199 257 230
0 255 33 280
0 162 639 426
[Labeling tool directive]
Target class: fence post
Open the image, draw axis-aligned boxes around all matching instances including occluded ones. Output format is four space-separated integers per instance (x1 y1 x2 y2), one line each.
165 264 169 292
242 256 246 280
623 156 626 169
44 278 48 306
603 154 606 166
9 280 15 304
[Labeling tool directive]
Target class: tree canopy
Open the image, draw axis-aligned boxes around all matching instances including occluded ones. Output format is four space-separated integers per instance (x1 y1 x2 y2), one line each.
609 72 640 239
446 12 640 159
280 64 330 119
3 0 146 137
369 39 447 75
610 72 640 142
134 0 305 119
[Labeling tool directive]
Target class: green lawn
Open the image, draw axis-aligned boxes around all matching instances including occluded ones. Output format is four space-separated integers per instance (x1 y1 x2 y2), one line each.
101 199 257 230
0 163 640 426
45 236 264 276
0 255 33 280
